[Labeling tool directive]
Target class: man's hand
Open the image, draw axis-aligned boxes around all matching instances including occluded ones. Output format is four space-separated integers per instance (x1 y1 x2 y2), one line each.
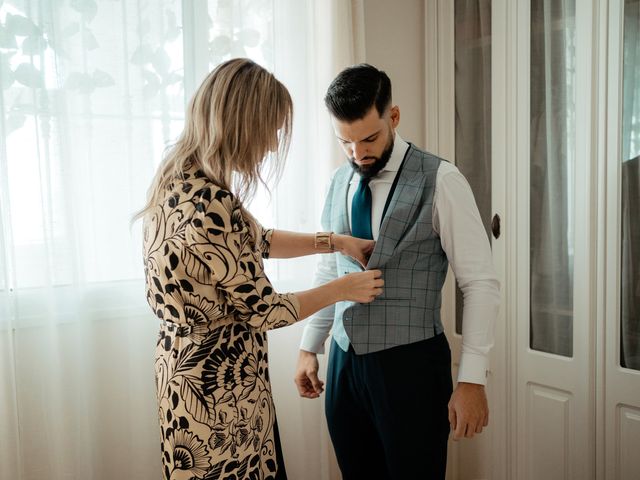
448 382 489 440
294 350 324 398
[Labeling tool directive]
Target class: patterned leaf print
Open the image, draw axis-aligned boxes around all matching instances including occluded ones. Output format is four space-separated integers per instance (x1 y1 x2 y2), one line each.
219 390 234 405
202 460 226 480
169 252 179 269
234 284 254 294
180 376 211 425
235 418 251 446
164 193 178 209
152 276 164 294
174 336 217 376
155 357 169 400
179 279 194 292
182 247 211 284
165 304 179 319
181 182 193 194
235 455 250 479
209 212 226 229
143 208 166 255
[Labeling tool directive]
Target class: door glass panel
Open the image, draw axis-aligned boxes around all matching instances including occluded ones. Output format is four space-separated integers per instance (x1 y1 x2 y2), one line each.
621 0 640 371
454 0 492 334
529 0 576 356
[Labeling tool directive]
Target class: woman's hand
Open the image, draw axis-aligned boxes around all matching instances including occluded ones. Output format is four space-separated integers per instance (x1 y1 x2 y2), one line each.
337 269 384 303
333 234 375 268
294 269 383 319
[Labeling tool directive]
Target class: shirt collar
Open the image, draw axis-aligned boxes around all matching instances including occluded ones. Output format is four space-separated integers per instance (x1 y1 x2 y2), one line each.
382 132 409 173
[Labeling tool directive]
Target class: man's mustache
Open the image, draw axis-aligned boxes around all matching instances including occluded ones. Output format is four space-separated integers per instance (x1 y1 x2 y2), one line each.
351 156 379 162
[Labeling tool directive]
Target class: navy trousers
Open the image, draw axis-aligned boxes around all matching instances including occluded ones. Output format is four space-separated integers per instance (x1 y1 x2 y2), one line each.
325 333 453 480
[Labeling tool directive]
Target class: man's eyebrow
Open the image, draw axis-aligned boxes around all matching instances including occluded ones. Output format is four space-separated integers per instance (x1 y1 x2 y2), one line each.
337 129 382 143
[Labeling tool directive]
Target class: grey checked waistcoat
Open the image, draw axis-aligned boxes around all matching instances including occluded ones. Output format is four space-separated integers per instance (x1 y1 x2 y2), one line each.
322 143 449 355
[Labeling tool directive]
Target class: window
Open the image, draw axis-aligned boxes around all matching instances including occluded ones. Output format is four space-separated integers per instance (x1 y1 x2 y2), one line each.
529 0 576 357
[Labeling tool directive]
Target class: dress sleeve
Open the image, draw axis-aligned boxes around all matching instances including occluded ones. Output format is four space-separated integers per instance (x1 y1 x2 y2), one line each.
259 227 274 259
185 190 300 331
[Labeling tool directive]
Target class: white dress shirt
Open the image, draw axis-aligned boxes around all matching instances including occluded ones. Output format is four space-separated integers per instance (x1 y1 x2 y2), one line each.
300 133 500 385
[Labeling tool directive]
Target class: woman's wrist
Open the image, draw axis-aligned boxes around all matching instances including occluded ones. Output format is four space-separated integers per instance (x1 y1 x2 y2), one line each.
331 233 344 253
328 276 346 302
314 231 335 252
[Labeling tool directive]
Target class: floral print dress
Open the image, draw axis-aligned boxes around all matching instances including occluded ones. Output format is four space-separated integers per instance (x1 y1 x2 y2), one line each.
143 167 300 480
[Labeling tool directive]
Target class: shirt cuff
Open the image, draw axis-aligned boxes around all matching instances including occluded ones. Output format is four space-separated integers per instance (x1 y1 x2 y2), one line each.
457 351 489 385
300 323 329 354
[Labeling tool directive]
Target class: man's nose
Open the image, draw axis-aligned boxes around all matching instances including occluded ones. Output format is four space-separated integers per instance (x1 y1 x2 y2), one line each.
352 142 367 161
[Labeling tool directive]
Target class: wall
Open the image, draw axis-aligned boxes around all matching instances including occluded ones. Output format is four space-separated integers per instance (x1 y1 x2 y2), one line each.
362 0 426 147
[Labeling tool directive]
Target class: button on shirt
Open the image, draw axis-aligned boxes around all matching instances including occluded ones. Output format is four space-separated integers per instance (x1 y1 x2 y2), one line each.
300 133 500 385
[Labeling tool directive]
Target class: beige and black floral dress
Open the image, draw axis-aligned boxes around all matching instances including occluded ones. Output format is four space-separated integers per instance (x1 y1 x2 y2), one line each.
143 166 300 480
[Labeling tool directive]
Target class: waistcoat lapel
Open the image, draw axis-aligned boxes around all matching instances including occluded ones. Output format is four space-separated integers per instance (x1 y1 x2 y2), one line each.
367 146 427 269
332 166 354 237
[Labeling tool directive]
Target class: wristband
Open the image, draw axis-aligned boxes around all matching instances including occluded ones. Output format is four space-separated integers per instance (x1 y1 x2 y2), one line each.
314 231 334 251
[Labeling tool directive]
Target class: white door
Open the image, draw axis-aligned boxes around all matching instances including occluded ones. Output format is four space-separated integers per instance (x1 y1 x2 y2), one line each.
604 1 640 478
512 0 597 479
467 1 595 478
425 0 640 479
428 1 640 479
426 0 595 477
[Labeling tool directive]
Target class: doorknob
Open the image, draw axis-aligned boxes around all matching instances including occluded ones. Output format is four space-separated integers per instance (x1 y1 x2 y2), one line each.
492 214 501 239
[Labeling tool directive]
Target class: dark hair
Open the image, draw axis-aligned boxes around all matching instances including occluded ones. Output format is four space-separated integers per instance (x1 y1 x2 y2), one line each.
324 63 392 121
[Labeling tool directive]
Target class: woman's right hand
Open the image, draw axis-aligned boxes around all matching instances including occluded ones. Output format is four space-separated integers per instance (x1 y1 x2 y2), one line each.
337 269 384 303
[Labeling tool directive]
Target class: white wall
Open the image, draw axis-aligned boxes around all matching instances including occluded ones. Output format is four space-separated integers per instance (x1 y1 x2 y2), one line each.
362 0 426 147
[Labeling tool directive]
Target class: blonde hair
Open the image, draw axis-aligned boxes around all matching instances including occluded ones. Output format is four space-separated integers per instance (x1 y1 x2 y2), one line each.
134 58 293 238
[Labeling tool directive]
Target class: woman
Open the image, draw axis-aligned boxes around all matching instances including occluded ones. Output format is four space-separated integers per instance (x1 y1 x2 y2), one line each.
137 58 383 480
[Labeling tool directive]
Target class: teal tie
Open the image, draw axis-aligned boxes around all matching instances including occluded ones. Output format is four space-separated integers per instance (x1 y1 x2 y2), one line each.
332 176 373 352
351 177 373 240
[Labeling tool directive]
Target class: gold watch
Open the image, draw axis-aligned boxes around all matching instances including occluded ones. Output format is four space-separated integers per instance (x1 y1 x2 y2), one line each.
314 231 334 251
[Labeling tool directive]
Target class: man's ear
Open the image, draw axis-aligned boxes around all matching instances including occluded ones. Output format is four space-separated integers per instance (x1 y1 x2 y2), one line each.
389 105 400 129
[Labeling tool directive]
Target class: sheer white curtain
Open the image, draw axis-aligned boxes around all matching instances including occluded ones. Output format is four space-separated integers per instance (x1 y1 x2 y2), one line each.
529 0 576 357
0 1 360 479
621 0 640 370
453 0 492 334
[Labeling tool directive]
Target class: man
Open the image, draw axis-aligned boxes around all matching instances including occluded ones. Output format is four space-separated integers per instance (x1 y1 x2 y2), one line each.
294 64 500 479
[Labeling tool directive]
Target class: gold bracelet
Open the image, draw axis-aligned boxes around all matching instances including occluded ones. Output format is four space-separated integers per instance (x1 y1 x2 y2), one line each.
314 231 334 251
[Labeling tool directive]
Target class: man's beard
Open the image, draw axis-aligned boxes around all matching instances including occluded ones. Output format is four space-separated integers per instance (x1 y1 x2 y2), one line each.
349 135 394 179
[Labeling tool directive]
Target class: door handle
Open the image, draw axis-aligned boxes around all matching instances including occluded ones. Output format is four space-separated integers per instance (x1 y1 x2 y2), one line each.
492 214 501 239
